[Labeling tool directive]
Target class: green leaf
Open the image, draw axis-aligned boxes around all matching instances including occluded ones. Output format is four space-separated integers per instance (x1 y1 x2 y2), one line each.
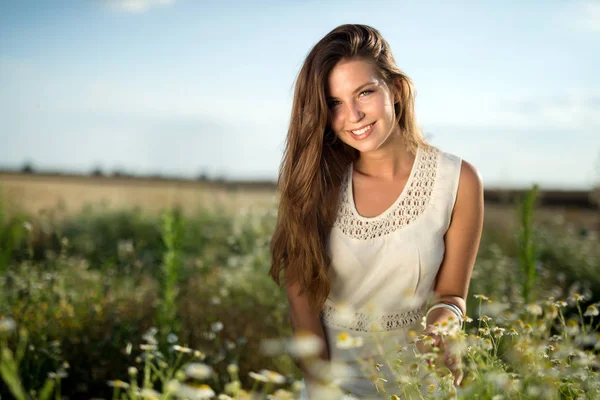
0 360 28 400
15 328 28 366
37 378 56 400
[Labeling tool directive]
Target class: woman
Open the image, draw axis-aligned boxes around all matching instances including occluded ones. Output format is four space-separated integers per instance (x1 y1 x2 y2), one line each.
269 24 484 399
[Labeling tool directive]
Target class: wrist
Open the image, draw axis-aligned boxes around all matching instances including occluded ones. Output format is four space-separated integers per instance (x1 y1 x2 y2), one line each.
425 303 464 330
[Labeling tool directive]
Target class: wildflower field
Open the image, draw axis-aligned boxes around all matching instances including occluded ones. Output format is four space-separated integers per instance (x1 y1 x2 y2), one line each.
0 185 599 399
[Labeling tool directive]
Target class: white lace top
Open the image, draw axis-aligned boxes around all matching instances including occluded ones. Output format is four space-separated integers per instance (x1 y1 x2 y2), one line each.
320 145 462 333
301 145 463 398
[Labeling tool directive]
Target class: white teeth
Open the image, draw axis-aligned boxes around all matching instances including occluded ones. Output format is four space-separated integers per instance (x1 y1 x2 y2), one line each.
351 124 372 135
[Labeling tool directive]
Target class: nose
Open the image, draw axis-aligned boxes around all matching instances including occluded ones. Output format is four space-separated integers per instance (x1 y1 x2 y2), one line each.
346 100 364 123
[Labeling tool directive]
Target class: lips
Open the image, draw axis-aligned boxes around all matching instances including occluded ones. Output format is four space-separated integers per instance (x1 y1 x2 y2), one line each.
346 121 376 140
348 123 374 135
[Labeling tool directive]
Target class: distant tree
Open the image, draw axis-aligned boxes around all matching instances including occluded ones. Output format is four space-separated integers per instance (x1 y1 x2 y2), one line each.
196 170 209 181
112 169 126 178
21 162 35 174
91 167 104 177
591 150 600 208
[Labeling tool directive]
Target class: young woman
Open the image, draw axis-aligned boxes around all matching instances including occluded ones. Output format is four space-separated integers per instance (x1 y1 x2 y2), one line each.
269 24 484 399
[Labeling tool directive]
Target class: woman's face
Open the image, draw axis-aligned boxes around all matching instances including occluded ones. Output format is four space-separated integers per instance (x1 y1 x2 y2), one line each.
326 58 400 153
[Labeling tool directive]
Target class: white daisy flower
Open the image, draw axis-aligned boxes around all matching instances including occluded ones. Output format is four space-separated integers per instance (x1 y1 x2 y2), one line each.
173 345 193 353
492 327 506 338
194 350 206 359
332 302 357 326
336 332 355 349
569 293 585 303
286 331 323 358
184 363 213 380
526 304 543 316
584 305 599 317
267 389 295 399
0 318 16 333
258 369 286 384
175 383 215 399
291 380 305 392
107 380 130 389
249 371 269 382
210 321 224 333
227 364 239 375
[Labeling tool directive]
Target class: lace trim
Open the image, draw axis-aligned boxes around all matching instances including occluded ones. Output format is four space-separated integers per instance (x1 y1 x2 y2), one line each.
333 146 439 240
321 302 425 332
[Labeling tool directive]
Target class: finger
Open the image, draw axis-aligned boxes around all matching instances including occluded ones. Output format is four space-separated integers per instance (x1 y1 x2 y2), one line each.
447 356 463 372
453 369 464 387
447 359 463 385
445 353 460 367
417 339 436 354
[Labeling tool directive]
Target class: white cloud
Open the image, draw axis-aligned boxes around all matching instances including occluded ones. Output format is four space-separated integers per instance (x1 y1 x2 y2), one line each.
568 1 600 33
102 0 175 13
419 89 600 132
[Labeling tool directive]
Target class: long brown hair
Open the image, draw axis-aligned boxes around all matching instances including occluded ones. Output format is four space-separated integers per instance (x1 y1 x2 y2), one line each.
269 24 430 313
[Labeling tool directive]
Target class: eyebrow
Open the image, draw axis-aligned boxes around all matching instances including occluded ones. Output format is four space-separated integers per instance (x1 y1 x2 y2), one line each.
327 81 377 101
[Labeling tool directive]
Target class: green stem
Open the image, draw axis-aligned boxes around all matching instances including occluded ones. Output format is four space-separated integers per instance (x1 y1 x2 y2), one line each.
112 386 120 400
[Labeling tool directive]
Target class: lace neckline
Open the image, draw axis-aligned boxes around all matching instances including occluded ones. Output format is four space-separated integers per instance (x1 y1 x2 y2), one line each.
348 146 422 221
333 145 438 240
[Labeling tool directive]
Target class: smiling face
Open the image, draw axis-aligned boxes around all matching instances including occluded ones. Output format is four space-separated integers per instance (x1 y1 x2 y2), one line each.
326 58 401 154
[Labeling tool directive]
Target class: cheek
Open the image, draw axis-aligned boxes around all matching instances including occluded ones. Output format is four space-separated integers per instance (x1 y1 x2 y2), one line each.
330 112 344 132
371 95 393 114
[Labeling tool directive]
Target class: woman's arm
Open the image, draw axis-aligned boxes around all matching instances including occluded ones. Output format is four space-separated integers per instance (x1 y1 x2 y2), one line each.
285 280 330 376
419 160 484 387
428 159 484 326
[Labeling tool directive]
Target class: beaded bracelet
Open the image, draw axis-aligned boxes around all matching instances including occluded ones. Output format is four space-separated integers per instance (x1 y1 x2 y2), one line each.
425 302 464 330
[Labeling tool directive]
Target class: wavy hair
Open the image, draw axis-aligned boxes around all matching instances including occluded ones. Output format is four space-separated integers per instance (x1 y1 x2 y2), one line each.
269 24 430 313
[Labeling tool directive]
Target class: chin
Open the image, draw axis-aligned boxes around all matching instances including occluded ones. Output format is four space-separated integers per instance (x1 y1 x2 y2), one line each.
352 142 380 154
351 137 385 153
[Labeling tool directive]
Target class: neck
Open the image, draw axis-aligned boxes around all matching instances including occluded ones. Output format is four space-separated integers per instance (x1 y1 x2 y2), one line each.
353 129 415 180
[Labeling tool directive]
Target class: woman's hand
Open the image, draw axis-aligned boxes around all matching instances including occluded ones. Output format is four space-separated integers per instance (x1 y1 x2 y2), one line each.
416 327 463 387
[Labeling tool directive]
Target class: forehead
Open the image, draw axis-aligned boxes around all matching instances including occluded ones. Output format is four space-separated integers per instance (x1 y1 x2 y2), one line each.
327 59 383 96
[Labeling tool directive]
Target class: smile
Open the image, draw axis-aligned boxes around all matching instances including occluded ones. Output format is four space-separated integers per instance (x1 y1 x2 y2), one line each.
351 123 373 135
347 122 375 140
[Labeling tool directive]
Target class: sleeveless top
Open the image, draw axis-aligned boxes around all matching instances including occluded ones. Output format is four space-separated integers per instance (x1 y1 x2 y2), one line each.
305 145 462 398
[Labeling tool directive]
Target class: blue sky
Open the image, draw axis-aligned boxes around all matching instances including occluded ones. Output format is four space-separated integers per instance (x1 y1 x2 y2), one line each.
1 0 599 189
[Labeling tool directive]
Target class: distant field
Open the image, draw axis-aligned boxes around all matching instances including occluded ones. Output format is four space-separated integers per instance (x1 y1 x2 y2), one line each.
0 173 278 217
1 172 598 231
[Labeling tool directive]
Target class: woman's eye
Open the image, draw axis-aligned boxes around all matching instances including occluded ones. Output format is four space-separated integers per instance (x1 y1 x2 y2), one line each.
329 100 341 108
359 90 373 97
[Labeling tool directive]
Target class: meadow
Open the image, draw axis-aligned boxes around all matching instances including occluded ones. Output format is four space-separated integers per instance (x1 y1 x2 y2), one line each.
0 175 599 399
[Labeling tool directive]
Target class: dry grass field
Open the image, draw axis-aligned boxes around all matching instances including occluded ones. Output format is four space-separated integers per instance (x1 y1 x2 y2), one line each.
1 172 598 232
0 173 278 217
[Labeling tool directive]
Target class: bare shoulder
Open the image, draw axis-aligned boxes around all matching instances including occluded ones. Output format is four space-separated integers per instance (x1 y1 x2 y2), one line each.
459 159 483 192
453 159 484 217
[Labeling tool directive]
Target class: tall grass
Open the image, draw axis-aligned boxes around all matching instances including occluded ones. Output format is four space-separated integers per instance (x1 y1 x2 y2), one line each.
157 208 185 342
0 190 28 275
517 184 539 304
